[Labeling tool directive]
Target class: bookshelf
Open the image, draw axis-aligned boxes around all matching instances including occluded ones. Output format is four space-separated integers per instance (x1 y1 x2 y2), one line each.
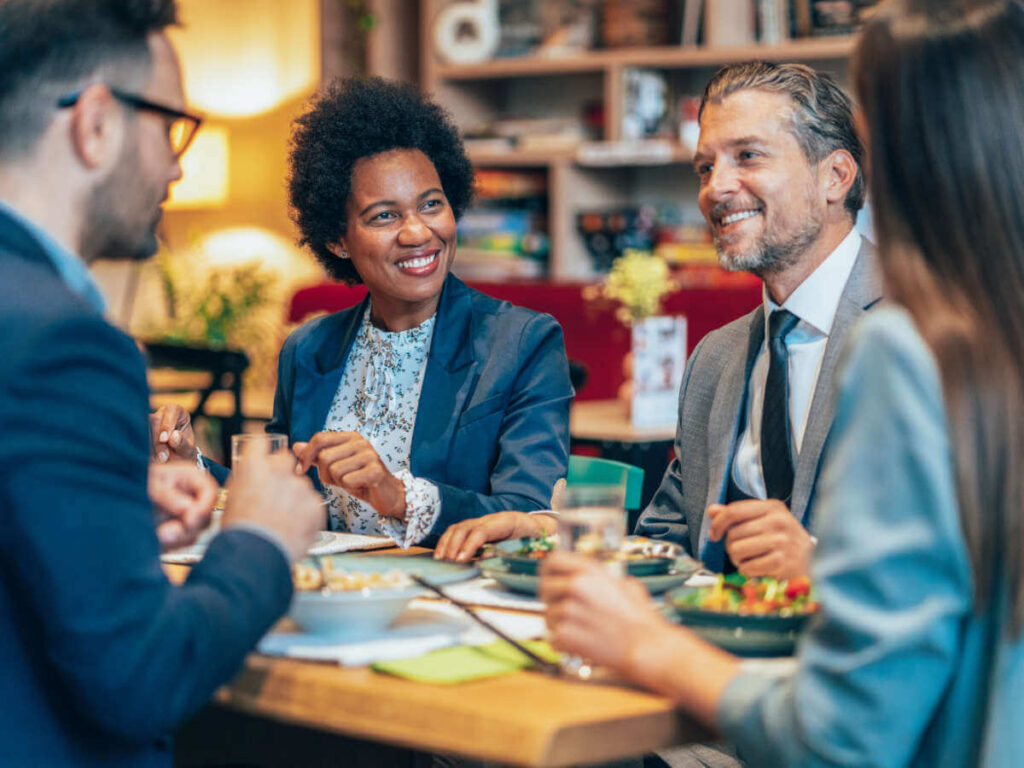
420 0 856 280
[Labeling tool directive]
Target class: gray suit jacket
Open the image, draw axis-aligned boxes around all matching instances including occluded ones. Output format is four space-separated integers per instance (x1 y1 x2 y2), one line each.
635 240 882 560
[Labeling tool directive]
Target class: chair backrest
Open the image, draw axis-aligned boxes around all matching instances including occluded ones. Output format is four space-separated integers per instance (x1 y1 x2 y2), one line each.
566 455 644 511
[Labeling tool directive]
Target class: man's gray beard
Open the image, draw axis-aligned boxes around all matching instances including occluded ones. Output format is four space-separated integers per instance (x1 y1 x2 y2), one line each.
715 214 822 277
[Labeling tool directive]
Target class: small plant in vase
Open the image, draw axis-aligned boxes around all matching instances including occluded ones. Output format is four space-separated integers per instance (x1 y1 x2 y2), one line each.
584 249 686 427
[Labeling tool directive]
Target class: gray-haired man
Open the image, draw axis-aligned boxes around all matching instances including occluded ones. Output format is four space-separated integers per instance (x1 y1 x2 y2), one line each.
436 61 879 587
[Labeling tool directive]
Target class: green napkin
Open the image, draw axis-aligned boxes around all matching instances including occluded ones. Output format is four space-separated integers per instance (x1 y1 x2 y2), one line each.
372 640 560 684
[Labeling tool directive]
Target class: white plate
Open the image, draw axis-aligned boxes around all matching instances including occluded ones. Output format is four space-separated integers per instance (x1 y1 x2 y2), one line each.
161 530 393 565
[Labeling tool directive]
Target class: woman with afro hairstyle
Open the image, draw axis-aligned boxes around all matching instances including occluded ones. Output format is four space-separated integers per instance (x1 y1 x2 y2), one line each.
273 77 573 547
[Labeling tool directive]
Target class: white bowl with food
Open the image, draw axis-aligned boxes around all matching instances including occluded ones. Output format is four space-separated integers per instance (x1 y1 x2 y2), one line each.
288 554 477 640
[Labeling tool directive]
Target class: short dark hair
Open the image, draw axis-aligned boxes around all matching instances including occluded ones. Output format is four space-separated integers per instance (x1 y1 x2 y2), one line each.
0 0 178 160
288 77 475 284
700 61 865 219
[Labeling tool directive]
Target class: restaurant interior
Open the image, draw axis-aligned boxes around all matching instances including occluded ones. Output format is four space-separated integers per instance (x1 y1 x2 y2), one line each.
8 0 1022 766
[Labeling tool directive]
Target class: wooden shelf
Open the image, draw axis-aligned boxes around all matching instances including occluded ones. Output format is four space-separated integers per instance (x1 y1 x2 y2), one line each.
422 0 857 280
466 147 574 167
468 141 693 169
436 36 856 80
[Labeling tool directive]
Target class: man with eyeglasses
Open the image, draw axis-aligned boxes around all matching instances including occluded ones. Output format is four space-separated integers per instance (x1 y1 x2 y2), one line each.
0 2 324 765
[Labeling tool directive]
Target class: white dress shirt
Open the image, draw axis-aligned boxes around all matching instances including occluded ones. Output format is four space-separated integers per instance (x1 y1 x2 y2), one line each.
731 227 862 499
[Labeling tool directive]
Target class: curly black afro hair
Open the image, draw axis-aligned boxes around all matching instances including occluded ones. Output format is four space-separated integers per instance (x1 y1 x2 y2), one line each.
288 77 475 284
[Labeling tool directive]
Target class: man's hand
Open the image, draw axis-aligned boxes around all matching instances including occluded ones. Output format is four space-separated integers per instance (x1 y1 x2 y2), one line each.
540 552 667 673
293 431 405 519
149 462 217 551
434 511 557 562
707 499 813 579
222 442 322 563
149 404 197 464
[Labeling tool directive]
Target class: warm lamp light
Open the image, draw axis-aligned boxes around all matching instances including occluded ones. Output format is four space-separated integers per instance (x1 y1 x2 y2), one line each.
169 0 320 118
166 126 230 209
195 226 322 284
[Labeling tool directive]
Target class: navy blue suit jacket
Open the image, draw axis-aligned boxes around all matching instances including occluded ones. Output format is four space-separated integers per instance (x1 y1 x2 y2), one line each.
0 208 293 767
268 273 573 536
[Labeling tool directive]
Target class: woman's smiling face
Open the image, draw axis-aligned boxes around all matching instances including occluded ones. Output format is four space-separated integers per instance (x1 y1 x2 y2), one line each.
333 148 457 329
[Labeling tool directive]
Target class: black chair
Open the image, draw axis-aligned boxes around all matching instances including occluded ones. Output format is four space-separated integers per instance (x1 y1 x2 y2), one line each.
144 341 250 463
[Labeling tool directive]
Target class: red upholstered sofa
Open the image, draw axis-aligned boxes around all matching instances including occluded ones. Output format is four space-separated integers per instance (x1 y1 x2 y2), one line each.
287 281 762 401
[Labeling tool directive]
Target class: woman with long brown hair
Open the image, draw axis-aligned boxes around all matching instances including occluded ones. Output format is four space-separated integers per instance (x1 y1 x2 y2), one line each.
541 2 1024 764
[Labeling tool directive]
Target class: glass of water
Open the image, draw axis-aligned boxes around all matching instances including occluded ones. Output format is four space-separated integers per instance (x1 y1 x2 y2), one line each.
195 433 291 543
553 483 627 678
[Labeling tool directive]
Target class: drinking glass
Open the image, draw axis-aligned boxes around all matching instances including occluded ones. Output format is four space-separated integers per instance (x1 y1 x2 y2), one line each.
194 433 290 544
553 483 627 678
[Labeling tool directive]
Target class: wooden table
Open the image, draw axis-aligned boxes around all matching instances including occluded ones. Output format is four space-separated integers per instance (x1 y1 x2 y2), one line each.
570 400 676 445
166 552 704 767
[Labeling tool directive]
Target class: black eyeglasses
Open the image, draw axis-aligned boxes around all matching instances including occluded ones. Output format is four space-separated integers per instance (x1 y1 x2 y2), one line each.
57 87 203 158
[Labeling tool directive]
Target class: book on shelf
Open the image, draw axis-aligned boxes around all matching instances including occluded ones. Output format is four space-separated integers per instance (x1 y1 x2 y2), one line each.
473 169 547 199
758 0 789 43
576 140 681 167
680 0 704 46
704 0 756 46
452 249 546 281
463 137 517 155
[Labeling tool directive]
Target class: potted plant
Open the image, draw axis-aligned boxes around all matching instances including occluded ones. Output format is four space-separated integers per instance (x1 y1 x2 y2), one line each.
585 249 687 428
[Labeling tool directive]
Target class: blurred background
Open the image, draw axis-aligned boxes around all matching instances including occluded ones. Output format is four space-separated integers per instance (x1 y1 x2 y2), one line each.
106 0 877 463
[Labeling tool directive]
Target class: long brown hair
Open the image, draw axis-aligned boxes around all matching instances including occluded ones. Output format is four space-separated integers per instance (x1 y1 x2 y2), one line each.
854 0 1024 630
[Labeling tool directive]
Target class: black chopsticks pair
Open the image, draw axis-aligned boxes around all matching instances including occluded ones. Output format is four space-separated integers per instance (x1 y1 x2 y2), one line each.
409 573 561 676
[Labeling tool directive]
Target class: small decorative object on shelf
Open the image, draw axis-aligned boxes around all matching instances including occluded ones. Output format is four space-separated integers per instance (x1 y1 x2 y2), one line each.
601 0 673 48
704 0 756 46
584 249 686 428
433 0 501 64
622 68 669 140
577 207 658 273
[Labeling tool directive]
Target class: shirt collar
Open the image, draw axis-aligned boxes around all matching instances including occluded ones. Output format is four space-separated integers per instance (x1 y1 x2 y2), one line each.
0 199 106 314
762 227 861 338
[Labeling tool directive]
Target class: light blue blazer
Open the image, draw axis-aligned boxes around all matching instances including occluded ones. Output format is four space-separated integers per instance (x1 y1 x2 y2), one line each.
268 274 573 539
719 307 1024 767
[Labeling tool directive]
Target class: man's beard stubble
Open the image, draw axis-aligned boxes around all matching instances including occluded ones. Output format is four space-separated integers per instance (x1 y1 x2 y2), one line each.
714 203 824 278
80 132 163 264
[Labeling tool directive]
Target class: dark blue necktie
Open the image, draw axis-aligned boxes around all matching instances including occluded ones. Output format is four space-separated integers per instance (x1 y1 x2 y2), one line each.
761 309 800 502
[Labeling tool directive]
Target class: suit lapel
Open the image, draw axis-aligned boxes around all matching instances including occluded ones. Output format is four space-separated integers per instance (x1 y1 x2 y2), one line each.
289 296 367 443
698 308 765 552
791 242 882 523
409 275 477 480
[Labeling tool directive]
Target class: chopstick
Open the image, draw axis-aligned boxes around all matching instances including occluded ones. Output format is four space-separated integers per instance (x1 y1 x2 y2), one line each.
409 574 561 676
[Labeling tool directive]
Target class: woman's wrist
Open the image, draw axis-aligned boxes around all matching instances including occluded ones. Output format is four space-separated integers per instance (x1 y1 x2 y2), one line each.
380 474 407 520
624 618 740 732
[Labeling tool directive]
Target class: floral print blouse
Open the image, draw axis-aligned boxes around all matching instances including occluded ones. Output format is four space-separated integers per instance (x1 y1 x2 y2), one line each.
321 304 441 547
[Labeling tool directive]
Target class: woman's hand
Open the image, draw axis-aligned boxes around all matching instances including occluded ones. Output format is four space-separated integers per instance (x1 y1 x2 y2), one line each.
540 552 667 674
540 551 742 728
149 404 197 464
293 431 406 519
434 511 557 562
149 461 217 550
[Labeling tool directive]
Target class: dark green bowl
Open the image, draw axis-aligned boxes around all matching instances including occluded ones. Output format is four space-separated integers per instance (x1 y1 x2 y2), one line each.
492 539 675 577
479 556 695 596
664 586 816 657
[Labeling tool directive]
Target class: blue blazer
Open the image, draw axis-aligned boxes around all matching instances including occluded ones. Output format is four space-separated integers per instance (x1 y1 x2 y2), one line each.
268 273 573 537
0 207 292 767
720 308 1024 767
